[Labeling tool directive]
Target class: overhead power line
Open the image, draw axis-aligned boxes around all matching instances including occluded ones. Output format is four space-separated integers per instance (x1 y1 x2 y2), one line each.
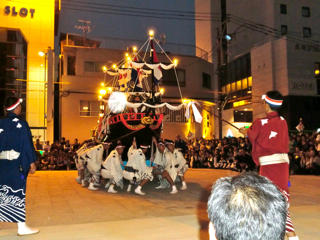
227 15 320 47
60 0 221 22
64 0 221 16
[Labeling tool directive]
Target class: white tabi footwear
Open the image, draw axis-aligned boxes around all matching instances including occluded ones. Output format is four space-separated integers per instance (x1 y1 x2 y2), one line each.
127 185 132 192
105 181 111 189
180 181 187 190
108 186 118 194
17 223 39 236
81 180 86 187
135 186 145 195
288 237 299 240
155 185 163 189
75 176 81 184
170 185 178 194
88 183 98 191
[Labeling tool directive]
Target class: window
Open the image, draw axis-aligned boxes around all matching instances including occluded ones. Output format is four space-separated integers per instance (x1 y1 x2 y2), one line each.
161 106 187 123
202 73 211 89
84 61 94 72
303 27 311 37
280 4 287 14
161 69 185 87
0 29 27 119
67 56 76 75
80 100 100 117
281 25 288 35
234 110 252 123
302 7 310 17
84 61 105 72
315 63 320 77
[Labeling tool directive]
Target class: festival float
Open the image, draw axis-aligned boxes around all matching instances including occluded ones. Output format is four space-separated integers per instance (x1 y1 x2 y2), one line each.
94 31 203 159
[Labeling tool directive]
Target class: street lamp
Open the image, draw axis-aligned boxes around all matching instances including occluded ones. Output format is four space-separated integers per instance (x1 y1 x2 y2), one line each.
38 51 45 57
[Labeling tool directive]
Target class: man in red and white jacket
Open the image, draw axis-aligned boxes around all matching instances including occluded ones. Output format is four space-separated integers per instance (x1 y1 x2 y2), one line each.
239 90 298 240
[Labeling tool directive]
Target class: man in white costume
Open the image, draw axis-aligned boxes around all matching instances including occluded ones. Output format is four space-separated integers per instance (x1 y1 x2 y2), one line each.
86 144 104 191
165 139 188 190
123 140 154 195
75 144 93 187
101 143 124 193
152 137 178 194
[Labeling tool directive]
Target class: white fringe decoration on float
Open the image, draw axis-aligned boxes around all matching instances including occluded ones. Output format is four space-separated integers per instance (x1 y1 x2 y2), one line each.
101 99 203 123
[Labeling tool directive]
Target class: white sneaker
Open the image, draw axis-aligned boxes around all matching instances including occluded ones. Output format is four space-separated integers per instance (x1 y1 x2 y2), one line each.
108 187 118 194
135 186 145 196
127 185 132 192
88 183 98 191
155 185 163 189
75 177 81 184
17 223 40 236
170 186 178 194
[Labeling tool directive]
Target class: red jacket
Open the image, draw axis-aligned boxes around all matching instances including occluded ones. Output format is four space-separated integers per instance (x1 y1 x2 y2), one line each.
247 112 289 193
247 112 289 166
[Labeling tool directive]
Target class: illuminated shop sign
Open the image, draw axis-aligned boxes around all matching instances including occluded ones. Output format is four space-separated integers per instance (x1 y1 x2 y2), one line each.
4 6 35 18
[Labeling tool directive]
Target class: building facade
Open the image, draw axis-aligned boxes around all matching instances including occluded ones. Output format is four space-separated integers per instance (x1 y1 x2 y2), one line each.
219 0 320 137
0 0 56 142
60 42 215 142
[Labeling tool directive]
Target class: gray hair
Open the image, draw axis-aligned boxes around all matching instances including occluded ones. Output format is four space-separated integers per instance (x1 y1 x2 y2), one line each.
207 172 287 240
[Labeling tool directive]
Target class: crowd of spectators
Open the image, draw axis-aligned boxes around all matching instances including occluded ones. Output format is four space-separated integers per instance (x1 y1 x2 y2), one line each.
288 132 320 175
33 137 80 171
181 135 256 173
180 131 320 175
34 131 320 175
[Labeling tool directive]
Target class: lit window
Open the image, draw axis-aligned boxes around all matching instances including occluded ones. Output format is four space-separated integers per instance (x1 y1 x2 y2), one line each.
248 76 252 87
315 63 320 77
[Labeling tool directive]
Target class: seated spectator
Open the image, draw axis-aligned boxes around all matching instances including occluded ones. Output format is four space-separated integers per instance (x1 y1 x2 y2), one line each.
43 140 51 152
64 140 71 153
191 151 201 168
48 156 56 170
57 155 66 170
67 149 75 170
289 153 300 175
207 172 287 240
207 152 214 168
34 139 43 151
60 137 66 148
73 138 80 151
305 149 320 175
51 140 60 152
235 147 256 172
41 156 49 170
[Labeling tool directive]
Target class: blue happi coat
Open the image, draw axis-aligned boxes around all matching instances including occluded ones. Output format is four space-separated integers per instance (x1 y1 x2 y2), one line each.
0 112 37 222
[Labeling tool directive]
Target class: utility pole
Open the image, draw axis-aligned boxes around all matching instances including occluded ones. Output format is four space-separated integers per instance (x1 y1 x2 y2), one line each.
216 28 223 139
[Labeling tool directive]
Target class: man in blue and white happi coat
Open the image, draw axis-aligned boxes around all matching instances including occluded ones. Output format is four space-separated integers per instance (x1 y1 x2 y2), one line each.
0 97 39 236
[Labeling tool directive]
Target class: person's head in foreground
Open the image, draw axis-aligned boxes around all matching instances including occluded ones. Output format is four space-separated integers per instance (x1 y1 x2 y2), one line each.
207 172 287 240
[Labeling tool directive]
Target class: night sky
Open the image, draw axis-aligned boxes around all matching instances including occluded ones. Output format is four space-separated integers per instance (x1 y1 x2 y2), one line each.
56 0 196 53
